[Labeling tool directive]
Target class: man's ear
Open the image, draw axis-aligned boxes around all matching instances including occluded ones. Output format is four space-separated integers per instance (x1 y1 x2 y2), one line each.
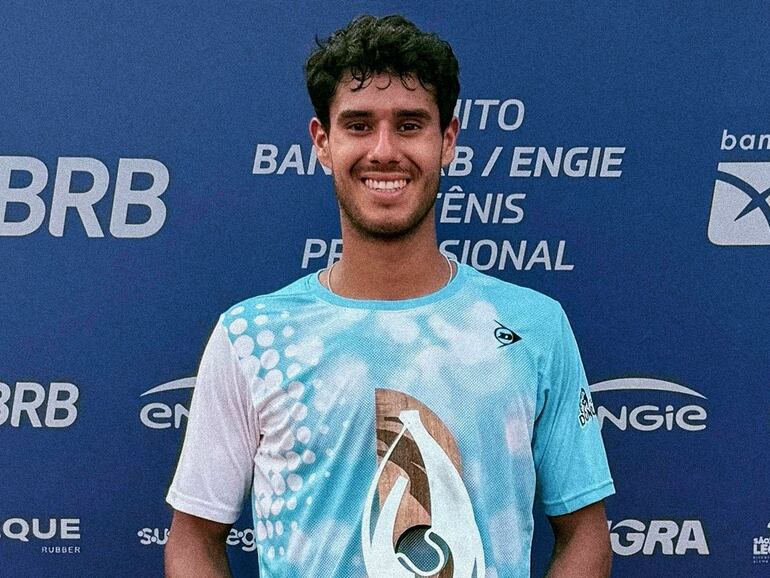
440 116 460 167
309 118 332 169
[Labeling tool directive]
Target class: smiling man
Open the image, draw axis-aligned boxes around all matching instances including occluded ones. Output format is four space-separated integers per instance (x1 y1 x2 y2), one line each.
165 15 614 578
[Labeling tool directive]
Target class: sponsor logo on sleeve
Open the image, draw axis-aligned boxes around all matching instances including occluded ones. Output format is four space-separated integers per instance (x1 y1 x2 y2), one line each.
578 388 597 427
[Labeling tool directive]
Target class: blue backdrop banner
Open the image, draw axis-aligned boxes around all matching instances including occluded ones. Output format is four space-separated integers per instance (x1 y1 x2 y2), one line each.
2 1 769 576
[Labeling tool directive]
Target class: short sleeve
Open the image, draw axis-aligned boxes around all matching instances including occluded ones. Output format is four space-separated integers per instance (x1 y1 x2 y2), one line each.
166 315 260 524
532 305 615 516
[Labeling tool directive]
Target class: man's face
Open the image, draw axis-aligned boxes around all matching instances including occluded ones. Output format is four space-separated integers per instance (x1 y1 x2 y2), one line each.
310 73 458 239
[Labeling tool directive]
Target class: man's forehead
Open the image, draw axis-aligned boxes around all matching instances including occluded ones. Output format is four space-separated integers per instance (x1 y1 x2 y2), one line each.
330 72 438 115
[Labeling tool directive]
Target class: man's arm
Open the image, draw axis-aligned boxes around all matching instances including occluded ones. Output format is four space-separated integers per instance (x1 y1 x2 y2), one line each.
545 500 612 578
164 318 259 576
165 510 232 578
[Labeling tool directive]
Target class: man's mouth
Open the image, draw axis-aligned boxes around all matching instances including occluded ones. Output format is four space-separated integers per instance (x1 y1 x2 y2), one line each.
363 178 409 192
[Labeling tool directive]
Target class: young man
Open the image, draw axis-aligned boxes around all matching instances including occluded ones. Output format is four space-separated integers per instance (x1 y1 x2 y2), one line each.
165 15 614 578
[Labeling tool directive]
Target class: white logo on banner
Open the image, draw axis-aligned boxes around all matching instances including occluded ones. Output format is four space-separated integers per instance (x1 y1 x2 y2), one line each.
608 519 709 556
252 96 626 273
708 161 770 246
138 527 170 545
0 382 79 428
138 526 257 552
0 156 169 238
0 517 81 554
589 378 707 432
301 236 574 272
139 377 195 429
754 522 770 565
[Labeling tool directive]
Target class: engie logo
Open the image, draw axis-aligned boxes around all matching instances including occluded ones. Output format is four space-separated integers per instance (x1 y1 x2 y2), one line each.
589 378 707 432
138 526 257 552
608 519 709 556
139 377 194 429
0 156 169 238
0 382 79 428
708 160 770 246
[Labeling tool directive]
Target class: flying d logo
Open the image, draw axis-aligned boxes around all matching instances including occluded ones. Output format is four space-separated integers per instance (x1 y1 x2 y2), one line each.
361 389 485 578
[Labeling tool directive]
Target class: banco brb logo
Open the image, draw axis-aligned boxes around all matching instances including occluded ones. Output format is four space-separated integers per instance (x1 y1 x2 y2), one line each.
0 156 169 237
708 162 770 245
0 382 79 428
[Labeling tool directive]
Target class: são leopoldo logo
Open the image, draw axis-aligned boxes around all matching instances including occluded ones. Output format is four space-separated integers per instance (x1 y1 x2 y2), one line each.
754 522 770 565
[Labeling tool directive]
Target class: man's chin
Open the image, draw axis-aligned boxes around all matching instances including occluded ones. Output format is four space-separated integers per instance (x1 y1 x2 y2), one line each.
347 215 428 240
353 222 418 240
338 194 438 241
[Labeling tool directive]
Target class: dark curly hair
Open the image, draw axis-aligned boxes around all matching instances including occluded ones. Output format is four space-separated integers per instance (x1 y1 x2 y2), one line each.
305 15 460 132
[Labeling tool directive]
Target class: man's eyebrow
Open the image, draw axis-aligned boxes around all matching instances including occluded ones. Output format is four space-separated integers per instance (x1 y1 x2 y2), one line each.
335 108 434 122
395 108 433 120
336 110 373 122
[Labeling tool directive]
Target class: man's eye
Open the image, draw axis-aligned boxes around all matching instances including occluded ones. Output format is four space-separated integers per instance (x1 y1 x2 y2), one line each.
348 122 368 131
399 122 421 132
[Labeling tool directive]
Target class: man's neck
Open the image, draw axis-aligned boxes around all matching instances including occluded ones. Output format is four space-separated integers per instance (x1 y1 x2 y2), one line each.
322 217 453 300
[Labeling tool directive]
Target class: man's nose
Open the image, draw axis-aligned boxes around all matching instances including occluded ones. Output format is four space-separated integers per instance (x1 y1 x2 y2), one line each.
368 126 399 164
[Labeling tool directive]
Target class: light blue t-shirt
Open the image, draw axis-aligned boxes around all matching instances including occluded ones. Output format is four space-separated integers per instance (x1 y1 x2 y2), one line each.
167 263 614 578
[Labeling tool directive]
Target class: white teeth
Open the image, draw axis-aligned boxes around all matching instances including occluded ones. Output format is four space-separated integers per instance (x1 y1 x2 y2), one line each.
364 178 407 191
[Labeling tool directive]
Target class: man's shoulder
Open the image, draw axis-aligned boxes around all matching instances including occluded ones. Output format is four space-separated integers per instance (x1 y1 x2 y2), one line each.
461 264 563 316
219 272 318 321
